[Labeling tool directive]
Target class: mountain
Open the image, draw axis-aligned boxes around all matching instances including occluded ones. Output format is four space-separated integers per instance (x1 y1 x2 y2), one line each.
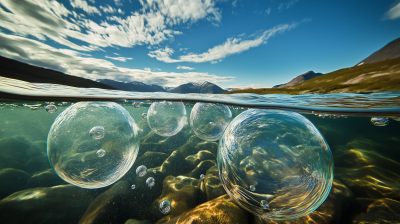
224 57 400 95
97 79 166 92
357 37 400 65
274 71 324 88
170 81 228 94
0 56 115 90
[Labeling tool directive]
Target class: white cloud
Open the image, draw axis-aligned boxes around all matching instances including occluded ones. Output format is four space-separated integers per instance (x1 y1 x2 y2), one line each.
0 33 234 87
0 0 221 52
232 0 237 7
144 67 151 71
149 22 301 63
221 83 264 89
383 2 400 20
278 0 298 11
177 65 195 70
114 0 123 7
114 53 120 55
266 8 271 15
179 48 189 51
100 5 116 14
105 56 133 62
70 0 101 16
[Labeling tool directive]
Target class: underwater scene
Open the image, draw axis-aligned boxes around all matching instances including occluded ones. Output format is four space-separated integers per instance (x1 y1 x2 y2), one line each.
0 81 400 224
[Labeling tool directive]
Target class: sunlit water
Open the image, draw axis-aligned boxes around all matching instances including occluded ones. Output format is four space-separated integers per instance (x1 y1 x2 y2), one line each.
0 77 400 224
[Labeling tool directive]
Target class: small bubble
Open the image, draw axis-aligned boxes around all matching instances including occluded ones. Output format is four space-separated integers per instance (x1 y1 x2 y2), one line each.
136 165 147 177
153 170 157 173
89 126 105 139
250 185 256 191
371 117 389 127
159 200 171 214
200 174 205 180
96 149 106 157
131 184 136 190
260 200 270 211
45 104 57 113
133 102 141 108
146 177 155 188
142 113 147 119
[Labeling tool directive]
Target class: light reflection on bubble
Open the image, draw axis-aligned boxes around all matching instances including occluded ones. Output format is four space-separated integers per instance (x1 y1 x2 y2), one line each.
371 117 389 126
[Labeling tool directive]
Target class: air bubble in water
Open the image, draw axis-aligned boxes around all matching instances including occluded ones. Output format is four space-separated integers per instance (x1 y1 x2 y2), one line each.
136 165 147 177
47 102 140 189
133 102 141 108
371 117 389 126
89 126 105 140
96 149 105 157
190 103 232 141
159 200 171 214
45 104 57 113
217 109 333 220
147 101 186 137
153 169 157 173
250 185 256 191
200 174 205 180
260 200 270 211
131 184 136 190
146 177 155 188
142 113 147 119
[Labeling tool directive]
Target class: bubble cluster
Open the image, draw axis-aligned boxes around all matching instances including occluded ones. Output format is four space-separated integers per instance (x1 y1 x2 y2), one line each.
159 200 171 214
371 117 389 126
45 104 57 113
147 101 187 137
146 177 155 188
217 109 333 220
47 102 140 189
89 126 105 140
190 103 232 141
136 165 147 177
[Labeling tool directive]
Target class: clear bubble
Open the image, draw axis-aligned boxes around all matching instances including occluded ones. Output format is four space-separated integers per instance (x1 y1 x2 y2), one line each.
47 102 140 189
218 109 333 220
159 200 171 214
45 104 57 113
131 184 136 190
146 177 155 188
142 113 148 119
153 169 157 173
147 101 187 137
96 149 106 158
200 174 205 180
371 117 389 126
89 126 105 140
136 165 147 177
260 200 270 211
190 103 232 141
133 102 141 108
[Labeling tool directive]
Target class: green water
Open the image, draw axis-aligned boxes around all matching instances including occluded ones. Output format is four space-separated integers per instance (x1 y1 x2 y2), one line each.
0 100 399 224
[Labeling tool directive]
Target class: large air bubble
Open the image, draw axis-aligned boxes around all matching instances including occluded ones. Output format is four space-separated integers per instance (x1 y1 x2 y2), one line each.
190 103 232 141
47 102 140 189
147 101 186 137
217 109 333 220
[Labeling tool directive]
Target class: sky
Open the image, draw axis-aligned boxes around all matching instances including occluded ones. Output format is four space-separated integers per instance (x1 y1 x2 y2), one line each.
0 0 399 89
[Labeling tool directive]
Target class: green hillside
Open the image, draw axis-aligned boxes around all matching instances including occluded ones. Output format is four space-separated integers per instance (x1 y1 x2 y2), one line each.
224 57 400 95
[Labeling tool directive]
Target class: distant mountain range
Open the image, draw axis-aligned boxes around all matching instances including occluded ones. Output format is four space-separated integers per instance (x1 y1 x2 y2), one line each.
97 79 167 92
170 82 228 94
0 56 115 90
273 71 324 88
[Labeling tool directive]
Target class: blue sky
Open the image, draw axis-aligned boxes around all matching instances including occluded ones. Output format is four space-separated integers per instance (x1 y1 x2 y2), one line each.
0 0 399 89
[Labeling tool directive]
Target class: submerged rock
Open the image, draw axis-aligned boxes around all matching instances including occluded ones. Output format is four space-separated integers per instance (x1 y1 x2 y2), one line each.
0 185 94 224
352 198 400 223
25 169 66 189
254 180 355 224
157 194 250 224
204 165 226 201
335 165 400 200
0 168 30 199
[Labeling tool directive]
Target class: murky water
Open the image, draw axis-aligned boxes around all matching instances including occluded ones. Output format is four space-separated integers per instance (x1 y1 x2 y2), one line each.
0 77 400 224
